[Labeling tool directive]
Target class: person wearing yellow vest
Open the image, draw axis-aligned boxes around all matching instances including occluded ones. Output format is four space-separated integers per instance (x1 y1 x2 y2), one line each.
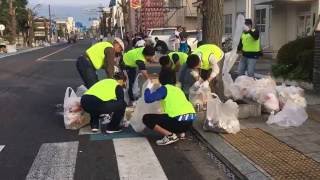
143 68 196 145
159 52 188 72
81 72 127 133
76 38 124 88
121 45 155 103
186 44 224 83
237 19 262 77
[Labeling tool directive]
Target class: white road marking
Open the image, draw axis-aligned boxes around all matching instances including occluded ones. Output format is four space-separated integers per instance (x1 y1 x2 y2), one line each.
26 141 78 180
0 145 5 152
113 137 168 180
36 45 72 61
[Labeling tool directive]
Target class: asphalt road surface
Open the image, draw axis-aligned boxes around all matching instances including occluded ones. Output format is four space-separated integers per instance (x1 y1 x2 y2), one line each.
0 40 227 180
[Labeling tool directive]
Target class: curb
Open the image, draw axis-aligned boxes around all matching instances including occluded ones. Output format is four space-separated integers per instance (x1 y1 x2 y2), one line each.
191 120 270 180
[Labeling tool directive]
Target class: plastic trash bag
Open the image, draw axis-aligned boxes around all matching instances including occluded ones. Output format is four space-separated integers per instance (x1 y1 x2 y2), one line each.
267 100 308 127
130 81 162 132
222 14 245 97
189 81 213 106
276 85 306 109
132 73 145 99
63 87 90 130
205 94 240 134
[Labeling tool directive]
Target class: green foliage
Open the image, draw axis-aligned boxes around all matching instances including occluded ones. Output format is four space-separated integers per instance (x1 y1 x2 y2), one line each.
277 36 314 66
273 47 314 82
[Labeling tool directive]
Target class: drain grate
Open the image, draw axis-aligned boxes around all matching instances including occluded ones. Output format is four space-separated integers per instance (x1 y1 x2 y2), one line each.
222 128 320 179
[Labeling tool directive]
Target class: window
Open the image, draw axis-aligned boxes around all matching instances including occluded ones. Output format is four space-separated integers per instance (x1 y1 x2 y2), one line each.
224 14 232 34
255 9 266 32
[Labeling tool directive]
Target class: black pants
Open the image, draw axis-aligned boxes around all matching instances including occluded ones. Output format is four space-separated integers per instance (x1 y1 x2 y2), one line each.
143 114 193 134
81 95 126 129
76 56 98 88
126 67 137 101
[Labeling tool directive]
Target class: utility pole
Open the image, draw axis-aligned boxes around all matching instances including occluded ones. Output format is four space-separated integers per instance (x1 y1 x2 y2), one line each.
48 4 52 44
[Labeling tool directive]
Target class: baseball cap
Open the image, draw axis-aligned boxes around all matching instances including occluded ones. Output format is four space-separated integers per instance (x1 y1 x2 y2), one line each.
114 37 125 51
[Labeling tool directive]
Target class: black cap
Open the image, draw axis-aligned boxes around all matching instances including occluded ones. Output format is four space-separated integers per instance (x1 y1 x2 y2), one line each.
245 19 253 25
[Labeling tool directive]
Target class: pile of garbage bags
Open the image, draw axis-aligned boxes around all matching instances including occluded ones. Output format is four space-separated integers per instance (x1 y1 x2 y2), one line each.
227 76 308 127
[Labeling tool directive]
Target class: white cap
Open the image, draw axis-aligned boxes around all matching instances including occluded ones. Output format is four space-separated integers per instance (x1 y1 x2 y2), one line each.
114 37 125 51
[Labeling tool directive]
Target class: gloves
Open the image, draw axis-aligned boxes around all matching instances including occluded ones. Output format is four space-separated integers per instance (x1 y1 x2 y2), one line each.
243 25 250 32
146 80 153 90
193 80 201 88
201 80 210 89
190 70 199 79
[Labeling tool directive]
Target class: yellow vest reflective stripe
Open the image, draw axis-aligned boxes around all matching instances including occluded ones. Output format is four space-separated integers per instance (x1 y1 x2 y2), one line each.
123 47 146 68
86 42 113 70
241 30 261 52
85 79 118 101
168 52 188 69
193 44 224 70
161 85 195 118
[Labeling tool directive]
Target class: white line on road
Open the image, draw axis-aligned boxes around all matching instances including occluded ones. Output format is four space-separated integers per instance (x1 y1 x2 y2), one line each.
36 45 72 61
113 137 168 180
26 141 78 180
0 145 5 152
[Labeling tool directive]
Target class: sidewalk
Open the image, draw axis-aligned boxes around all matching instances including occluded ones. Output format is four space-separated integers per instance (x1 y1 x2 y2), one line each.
192 93 320 179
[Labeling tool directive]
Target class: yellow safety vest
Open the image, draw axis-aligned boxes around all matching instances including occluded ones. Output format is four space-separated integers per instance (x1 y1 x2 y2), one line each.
123 47 146 68
161 85 195 118
85 79 118 101
241 30 261 52
168 52 188 69
86 42 113 70
193 44 224 70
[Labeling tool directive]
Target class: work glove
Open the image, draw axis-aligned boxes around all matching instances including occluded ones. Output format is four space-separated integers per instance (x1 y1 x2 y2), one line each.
146 80 153 90
190 70 200 79
201 80 210 89
193 80 202 89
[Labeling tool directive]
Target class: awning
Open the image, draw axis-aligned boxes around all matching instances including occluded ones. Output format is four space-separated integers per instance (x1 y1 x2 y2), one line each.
255 0 313 5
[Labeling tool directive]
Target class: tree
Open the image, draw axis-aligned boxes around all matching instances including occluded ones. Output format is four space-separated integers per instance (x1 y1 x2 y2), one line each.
118 0 131 33
201 0 225 99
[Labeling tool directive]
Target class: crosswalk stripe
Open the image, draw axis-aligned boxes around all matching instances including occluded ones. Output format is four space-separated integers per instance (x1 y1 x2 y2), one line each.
26 141 78 180
0 145 4 152
113 137 168 180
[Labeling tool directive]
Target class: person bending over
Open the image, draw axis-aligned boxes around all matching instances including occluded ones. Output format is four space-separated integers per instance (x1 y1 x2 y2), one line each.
81 72 127 133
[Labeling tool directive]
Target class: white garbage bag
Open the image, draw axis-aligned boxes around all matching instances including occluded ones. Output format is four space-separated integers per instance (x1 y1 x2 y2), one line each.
267 100 308 127
206 94 240 134
189 81 213 106
132 73 144 99
130 81 162 132
222 14 245 97
63 87 90 130
276 85 306 108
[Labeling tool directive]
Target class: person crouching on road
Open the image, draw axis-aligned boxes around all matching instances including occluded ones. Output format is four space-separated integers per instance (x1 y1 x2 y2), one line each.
76 37 125 88
185 44 224 88
121 45 155 105
159 51 188 72
143 68 196 146
81 72 127 133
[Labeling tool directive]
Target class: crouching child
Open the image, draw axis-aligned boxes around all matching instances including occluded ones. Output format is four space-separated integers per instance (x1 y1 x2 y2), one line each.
142 68 196 145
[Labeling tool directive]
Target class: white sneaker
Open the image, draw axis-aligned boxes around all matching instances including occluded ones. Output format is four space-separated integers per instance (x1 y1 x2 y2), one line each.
156 134 179 146
179 133 186 140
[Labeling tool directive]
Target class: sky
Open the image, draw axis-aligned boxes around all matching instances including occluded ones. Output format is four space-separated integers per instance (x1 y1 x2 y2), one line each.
28 0 111 26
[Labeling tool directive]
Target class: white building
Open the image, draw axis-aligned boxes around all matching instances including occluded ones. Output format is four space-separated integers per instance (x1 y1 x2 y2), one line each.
66 17 75 33
223 0 319 57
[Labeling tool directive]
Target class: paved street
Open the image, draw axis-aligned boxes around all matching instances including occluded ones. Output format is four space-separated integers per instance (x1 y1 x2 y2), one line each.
0 40 227 180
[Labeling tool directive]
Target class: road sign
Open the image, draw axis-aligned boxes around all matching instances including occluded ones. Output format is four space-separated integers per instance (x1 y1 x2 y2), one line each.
0 24 5 31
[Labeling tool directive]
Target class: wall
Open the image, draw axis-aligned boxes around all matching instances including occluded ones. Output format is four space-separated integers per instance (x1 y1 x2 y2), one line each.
269 4 287 54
